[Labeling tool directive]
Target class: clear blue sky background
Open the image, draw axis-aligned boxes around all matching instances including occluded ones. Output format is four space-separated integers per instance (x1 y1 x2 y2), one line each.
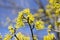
0 0 56 40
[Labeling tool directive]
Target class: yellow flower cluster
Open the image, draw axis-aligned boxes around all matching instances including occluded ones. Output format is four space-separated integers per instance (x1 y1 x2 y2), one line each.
48 0 60 16
15 32 30 40
55 3 60 16
47 0 60 17
16 8 34 29
16 32 24 40
49 0 54 4
23 8 30 15
23 8 34 24
46 4 54 18
8 24 14 34
16 11 24 29
44 33 55 40
4 34 12 40
35 20 44 30
49 0 59 4
44 29 55 40
27 13 34 24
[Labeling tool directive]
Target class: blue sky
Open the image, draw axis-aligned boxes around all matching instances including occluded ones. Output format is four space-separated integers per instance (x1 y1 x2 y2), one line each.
0 0 56 40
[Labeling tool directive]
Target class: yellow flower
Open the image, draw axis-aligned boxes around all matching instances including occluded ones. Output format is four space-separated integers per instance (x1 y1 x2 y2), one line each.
55 9 60 17
55 3 60 9
23 8 30 15
37 9 44 13
18 11 24 19
27 14 34 24
8 25 14 34
16 11 24 29
23 36 30 40
33 35 38 40
16 32 24 40
46 5 54 9
47 29 55 40
49 0 54 4
46 10 52 18
51 33 55 39
4 34 12 40
44 34 52 40
23 8 34 24
44 35 53 40
46 35 51 40
16 20 24 29
47 33 55 40
16 32 30 40
43 36 47 40
48 25 52 30
49 0 56 4
35 20 44 30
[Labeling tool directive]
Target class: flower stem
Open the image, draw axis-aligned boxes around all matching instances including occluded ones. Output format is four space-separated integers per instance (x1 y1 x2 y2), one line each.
27 17 34 40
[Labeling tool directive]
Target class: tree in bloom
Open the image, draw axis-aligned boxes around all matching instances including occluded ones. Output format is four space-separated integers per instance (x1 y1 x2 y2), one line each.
2 0 59 39
15 8 45 40
3 8 41 40
46 0 60 40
